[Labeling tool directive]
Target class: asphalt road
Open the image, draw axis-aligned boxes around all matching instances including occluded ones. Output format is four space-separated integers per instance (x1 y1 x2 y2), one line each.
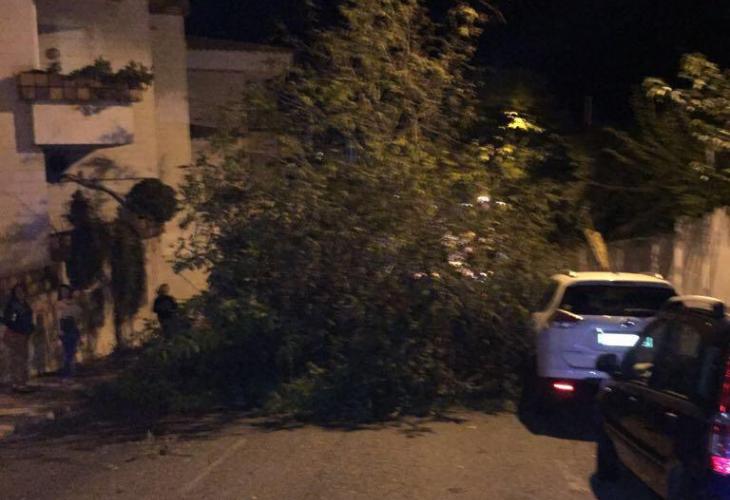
0 406 657 500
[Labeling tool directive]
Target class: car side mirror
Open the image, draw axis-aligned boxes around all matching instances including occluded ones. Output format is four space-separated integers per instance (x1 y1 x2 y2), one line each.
596 353 620 377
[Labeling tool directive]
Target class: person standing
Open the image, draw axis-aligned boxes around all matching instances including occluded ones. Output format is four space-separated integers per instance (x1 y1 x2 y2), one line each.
57 285 82 379
153 284 178 339
3 284 34 392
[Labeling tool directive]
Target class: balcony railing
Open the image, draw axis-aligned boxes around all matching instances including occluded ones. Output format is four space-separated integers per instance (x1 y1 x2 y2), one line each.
17 71 144 103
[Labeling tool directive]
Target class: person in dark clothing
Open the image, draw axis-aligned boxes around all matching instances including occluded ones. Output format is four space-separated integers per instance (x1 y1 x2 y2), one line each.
3 284 34 392
57 285 81 379
153 284 178 338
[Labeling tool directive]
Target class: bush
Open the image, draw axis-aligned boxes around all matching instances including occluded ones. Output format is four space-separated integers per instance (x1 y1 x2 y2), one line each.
125 179 178 224
110 219 146 322
107 1 567 423
102 263 545 422
66 191 108 290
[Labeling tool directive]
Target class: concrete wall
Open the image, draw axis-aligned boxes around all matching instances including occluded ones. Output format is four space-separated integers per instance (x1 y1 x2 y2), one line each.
0 0 51 274
150 14 205 299
32 103 135 146
672 208 730 303
577 208 730 303
187 45 292 131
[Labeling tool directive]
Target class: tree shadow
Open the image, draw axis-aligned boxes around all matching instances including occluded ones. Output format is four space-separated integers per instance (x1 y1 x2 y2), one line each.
517 373 599 442
246 408 470 440
1 401 482 462
517 399 598 442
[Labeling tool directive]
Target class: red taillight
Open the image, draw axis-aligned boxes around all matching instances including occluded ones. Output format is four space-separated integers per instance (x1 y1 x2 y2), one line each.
713 456 730 475
550 309 583 328
711 420 730 475
552 381 575 393
710 357 730 475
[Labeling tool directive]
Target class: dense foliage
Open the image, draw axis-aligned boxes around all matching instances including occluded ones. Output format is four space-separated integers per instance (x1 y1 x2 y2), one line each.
476 69 589 244
588 55 730 238
110 179 179 338
645 54 730 157
109 218 147 324
66 191 108 290
100 0 572 422
125 178 178 224
67 57 154 89
63 178 178 348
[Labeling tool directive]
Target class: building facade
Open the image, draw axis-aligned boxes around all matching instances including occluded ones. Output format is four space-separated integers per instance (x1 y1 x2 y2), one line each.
0 0 293 380
0 0 194 376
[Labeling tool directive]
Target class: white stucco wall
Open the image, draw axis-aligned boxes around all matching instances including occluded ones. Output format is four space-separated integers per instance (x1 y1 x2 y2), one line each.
0 0 51 274
32 103 135 146
149 14 205 299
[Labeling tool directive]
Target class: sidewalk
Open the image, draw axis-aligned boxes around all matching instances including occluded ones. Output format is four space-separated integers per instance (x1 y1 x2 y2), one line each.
0 356 124 440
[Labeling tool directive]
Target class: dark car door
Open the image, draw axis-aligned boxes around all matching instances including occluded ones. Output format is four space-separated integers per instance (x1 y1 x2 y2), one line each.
600 319 674 491
644 313 724 493
631 313 722 496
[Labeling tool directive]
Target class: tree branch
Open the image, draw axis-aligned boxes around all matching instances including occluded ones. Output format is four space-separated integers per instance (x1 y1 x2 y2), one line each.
585 181 653 193
61 174 127 206
477 0 506 24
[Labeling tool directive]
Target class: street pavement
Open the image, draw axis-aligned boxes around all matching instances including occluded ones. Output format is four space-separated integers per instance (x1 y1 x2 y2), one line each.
0 405 658 500
0 357 123 440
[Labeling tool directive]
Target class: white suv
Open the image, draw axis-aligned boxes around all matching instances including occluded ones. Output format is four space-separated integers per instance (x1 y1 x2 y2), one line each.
532 271 676 396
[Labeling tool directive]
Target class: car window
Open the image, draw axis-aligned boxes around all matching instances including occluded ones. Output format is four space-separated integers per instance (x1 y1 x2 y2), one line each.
560 284 675 317
649 319 716 400
536 280 559 311
621 320 670 382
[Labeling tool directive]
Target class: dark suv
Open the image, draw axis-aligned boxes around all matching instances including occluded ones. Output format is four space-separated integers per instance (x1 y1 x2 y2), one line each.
595 296 730 499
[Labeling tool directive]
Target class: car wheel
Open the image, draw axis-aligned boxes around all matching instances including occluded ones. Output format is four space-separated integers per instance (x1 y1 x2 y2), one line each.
596 428 620 482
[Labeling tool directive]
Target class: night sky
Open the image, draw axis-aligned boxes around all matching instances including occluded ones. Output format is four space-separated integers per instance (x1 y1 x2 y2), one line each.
187 0 730 124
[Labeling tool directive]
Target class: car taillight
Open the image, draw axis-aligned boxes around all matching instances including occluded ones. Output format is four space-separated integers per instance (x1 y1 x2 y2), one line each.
710 357 730 475
552 381 575 393
550 309 583 328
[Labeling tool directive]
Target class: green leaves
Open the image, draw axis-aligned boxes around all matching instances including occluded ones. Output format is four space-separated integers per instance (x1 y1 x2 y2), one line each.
125 179 178 224
588 54 730 238
165 0 564 420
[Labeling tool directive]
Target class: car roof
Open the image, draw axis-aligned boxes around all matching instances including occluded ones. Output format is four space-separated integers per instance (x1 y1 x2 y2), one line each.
550 271 674 287
660 296 730 325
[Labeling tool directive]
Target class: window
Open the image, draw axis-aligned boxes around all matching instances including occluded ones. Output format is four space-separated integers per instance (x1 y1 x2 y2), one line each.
43 148 87 183
649 321 708 399
536 280 559 311
560 283 675 317
622 320 670 382
44 150 72 183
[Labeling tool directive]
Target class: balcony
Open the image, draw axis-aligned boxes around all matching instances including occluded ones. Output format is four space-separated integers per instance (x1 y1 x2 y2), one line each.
32 103 134 146
17 71 137 146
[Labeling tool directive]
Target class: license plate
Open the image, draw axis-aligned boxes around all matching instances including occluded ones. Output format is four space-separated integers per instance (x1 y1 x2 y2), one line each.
597 332 639 347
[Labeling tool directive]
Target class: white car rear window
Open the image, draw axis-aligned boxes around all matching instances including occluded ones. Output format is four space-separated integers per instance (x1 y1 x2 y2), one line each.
559 283 675 317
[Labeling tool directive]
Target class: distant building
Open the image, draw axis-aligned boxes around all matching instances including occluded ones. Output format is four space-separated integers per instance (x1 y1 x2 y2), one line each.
186 37 293 156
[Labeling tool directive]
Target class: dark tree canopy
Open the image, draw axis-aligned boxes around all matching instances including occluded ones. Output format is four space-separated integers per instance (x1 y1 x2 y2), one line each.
167 0 569 419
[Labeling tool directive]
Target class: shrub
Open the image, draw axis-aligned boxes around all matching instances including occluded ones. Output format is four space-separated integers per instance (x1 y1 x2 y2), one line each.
125 179 178 224
66 191 108 290
109 1 567 422
110 219 146 323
